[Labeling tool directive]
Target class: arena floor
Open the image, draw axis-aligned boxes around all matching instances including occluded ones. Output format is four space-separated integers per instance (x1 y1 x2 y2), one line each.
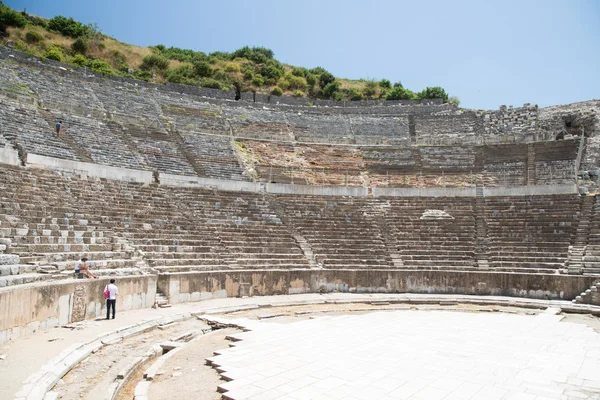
209 309 600 400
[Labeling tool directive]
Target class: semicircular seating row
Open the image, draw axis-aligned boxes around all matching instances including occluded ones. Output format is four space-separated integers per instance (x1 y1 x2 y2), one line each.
1 164 599 289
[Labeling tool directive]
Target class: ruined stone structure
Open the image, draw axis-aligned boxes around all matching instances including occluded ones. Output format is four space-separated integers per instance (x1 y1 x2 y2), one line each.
0 46 599 345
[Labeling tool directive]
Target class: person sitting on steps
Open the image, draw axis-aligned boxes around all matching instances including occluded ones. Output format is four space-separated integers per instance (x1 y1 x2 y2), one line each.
74 257 98 279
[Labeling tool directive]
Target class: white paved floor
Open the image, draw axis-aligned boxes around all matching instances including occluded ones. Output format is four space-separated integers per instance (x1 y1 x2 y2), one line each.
212 311 600 400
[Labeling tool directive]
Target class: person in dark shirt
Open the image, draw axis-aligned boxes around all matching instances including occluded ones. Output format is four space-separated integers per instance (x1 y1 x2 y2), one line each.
55 121 62 137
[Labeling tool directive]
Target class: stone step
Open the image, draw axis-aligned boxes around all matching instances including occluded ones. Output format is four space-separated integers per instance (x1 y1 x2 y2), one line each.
0 272 69 287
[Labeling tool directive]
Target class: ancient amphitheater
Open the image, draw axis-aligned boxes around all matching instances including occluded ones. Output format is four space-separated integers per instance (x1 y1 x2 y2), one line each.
1 46 600 400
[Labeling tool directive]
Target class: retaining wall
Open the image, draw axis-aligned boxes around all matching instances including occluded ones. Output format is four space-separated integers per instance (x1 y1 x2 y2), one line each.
0 275 157 344
157 269 595 305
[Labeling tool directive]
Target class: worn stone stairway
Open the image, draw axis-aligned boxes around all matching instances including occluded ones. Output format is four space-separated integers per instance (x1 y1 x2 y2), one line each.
154 289 171 308
583 195 600 275
573 280 600 305
526 143 536 185
38 108 94 163
566 195 595 274
474 187 489 270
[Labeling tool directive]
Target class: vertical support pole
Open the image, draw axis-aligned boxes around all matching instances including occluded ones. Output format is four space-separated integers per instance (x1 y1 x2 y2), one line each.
291 166 294 185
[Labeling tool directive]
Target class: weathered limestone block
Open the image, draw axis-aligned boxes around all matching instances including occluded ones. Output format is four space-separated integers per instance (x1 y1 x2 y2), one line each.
0 254 19 265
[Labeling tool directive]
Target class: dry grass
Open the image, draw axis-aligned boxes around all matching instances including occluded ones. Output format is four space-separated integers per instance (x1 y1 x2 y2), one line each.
3 24 379 98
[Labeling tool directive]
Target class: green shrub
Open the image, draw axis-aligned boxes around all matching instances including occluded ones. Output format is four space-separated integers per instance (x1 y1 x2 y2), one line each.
134 70 152 81
448 96 460 106
319 71 335 88
166 64 197 85
393 81 403 88
140 54 169 71
305 72 317 86
208 51 230 61
379 79 392 89
198 77 224 90
72 53 87 66
212 70 230 82
278 78 290 91
252 75 264 87
386 86 414 100
292 90 305 98
291 67 307 77
71 37 88 54
243 70 254 80
231 46 274 63
27 14 48 28
48 15 88 38
224 62 240 72
25 30 43 43
157 46 199 62
347 87 364 101
109 50 127 71
287 74 307 90
363 80 377 97
309 66 328 75
333 91 345 101
86 58 113 75
322 81 340 99
271 87 283 96
0 4 28 31
258 59 284 82
44 45 63 61
416 86 448 101
193 60 212 77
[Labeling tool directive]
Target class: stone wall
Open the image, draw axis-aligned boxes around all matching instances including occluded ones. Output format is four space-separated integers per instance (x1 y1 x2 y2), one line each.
0 275 156 344
538 100 600 174
157 269 596 304
478 104 538 137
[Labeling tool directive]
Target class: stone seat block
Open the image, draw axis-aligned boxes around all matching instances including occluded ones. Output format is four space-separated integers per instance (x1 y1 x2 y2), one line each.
321 264 396 269
218 246 303 254
489 255 566 263
0 272 68 287
148 258 221 267
402 254 475 261
403 259 476 266
393 265 480 271
13 235 111 245
153 265 228 272
489 261 563 269
10 243 114 253
0 264 33 276
233 257 309 265
22 250 134 264
488 266 561 274
136 245 213 253
398 249 475 256
52 258 140 270
94 268 150 276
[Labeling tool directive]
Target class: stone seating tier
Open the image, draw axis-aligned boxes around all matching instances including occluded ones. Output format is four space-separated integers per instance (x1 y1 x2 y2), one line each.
0 53 584 186
0 166 594 286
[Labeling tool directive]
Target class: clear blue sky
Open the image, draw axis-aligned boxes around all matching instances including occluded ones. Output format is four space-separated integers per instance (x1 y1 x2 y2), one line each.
5 0 599 109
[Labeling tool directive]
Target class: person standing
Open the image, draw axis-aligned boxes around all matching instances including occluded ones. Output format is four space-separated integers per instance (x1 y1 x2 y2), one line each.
55 121 62 137
105 279 118 320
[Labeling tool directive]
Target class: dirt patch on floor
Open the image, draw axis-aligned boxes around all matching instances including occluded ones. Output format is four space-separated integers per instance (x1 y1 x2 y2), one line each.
147 328 239 400
55 319 209 400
